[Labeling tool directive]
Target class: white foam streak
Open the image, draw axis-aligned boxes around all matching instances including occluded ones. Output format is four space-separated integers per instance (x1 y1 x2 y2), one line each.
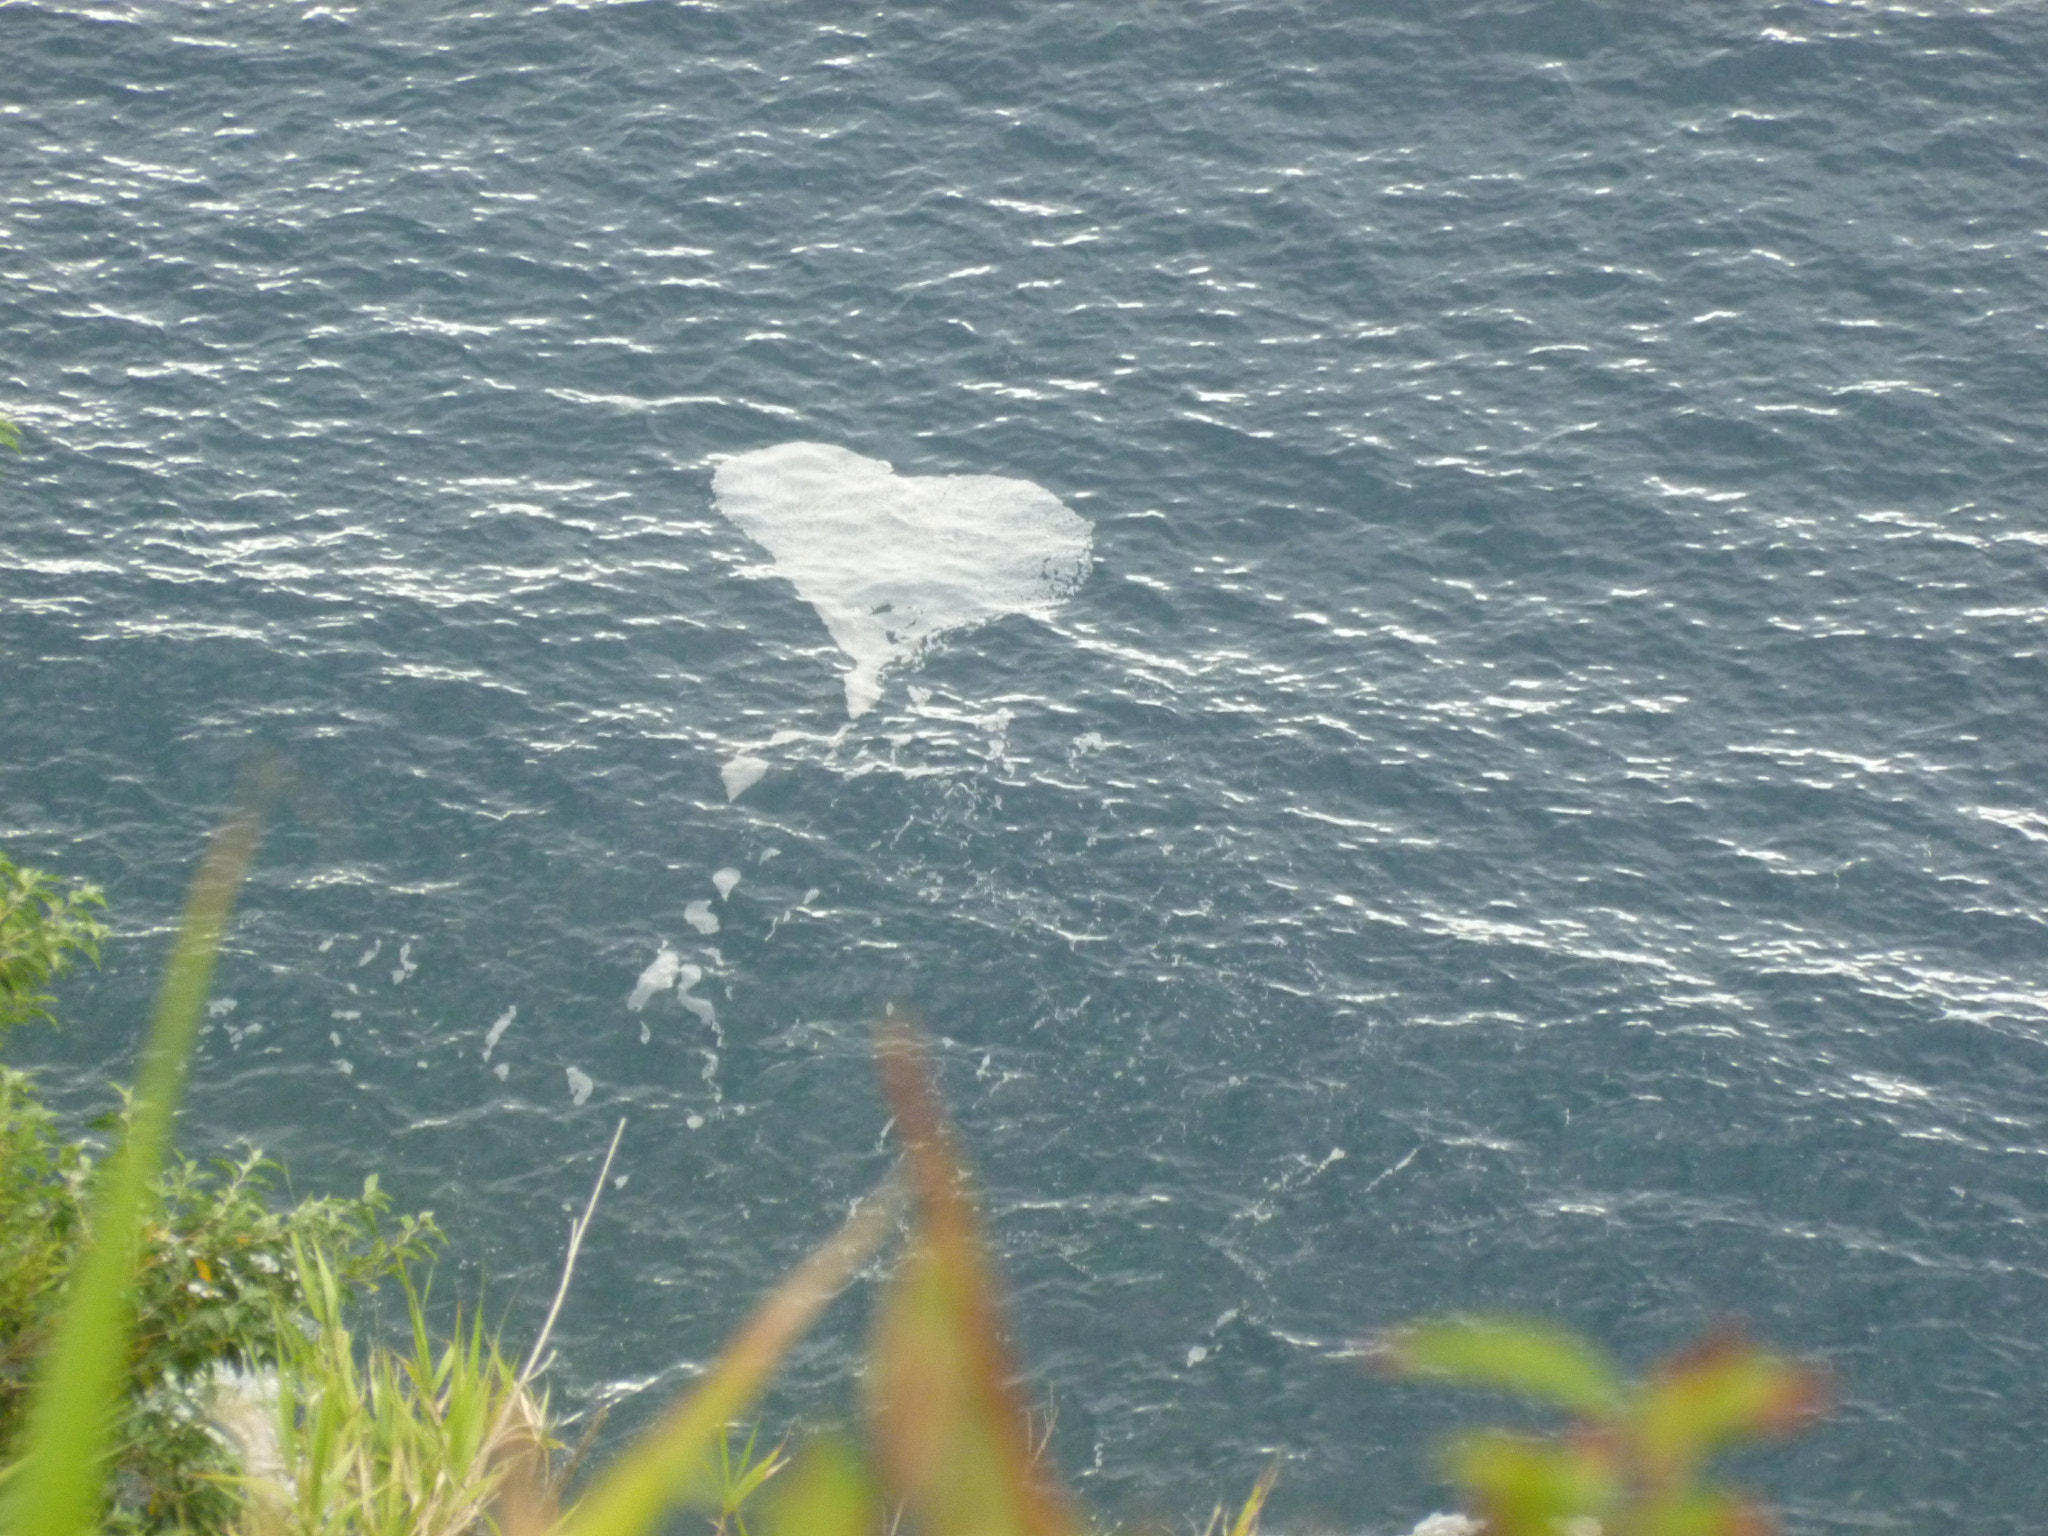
676 962 717 1028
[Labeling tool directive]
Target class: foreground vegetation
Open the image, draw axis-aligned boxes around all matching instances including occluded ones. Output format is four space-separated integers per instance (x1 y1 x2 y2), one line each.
0 807 1823 1536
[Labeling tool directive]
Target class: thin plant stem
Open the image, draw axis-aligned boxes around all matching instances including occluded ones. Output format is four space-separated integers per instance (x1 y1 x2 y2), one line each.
521 1117 628 1386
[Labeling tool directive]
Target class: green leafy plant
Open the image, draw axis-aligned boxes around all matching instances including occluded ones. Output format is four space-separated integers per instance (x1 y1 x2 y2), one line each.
2 799 268 1536
1 850 108 1036
245 1238 544 1536
1 800 440 1536
1378 1315 1829 1536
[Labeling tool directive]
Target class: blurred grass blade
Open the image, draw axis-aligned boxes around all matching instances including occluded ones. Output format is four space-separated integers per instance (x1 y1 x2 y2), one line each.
556 1180 901 1536
2 791 268 1536
1379 1315 1625 1419
867 1018 1083 1536
759 1434 879 1536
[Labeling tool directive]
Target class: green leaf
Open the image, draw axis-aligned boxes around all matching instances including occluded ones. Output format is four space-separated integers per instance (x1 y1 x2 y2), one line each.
1444 1429 1615 1536
1381 1315 1626 1418
1636 1330 1829 1489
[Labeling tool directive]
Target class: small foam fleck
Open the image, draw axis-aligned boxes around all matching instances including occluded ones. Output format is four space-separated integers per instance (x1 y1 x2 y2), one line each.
357 939 381 967
492 1062 509 1081
566 1067 594 1106
684 900 720 935
1405 1518 1483 1536
482 1006 516 1061
685 1113 705 1130
713 867 741 900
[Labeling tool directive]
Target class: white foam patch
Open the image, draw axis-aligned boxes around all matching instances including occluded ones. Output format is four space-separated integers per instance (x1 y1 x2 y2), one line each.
627 945 680 1011
390 940 417 985
482 1006 516 1061
566 1066 594 1106
1404 1518 1483 1536
721 755 769 801
711 442 1092 719
684 900 720 935
713 867 741 900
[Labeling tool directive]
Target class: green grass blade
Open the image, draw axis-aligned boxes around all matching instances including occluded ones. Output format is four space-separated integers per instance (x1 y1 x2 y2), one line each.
0 799 265 1536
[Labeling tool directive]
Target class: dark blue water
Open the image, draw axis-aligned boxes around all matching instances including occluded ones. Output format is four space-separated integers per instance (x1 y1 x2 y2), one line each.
6 3 2048 1529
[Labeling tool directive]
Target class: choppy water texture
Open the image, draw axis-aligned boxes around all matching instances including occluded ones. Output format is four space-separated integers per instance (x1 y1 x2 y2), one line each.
6 3 2048 1529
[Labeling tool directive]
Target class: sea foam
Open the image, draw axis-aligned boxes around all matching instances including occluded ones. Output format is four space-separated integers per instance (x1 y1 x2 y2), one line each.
712 441 1091 720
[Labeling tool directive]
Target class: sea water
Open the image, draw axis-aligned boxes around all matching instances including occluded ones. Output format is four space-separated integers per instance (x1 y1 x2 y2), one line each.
5 3 2047 1530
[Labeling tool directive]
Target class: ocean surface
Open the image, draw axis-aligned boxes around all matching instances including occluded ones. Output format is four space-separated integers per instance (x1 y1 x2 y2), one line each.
5 2 2048 1529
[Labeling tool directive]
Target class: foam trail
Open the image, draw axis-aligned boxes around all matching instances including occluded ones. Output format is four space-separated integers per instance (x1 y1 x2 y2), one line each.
482 1006 516 1061
710 442 1091 795
676 962 717 1029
